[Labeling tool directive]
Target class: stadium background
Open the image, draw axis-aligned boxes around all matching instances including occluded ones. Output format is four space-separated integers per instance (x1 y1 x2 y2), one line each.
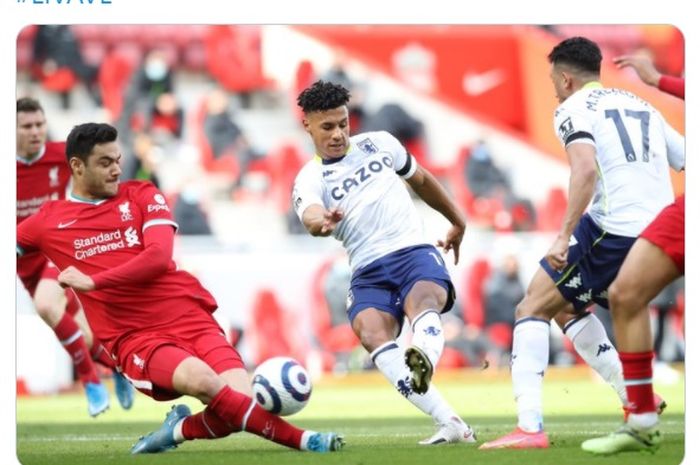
15 25 685 460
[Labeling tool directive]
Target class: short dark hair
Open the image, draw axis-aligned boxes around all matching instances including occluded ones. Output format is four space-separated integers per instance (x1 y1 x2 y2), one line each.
548 37 602 75
297 80 350 113
17 97 44 114
66 123 118 164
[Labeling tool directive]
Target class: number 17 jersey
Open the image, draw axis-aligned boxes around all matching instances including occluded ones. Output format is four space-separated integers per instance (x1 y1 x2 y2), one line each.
553 82 684 237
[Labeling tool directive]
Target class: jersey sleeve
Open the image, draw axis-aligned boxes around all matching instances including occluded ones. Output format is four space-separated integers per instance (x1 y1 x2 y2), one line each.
133 182 179 232
378 131 418 179
658 75 684 99
663 120 685 171
17 208 45 256
553 103 596 149
292 166 325 221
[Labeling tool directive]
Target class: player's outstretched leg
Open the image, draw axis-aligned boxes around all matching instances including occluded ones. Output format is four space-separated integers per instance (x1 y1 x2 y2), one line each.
581 424 661 455
131 402 345 454
113 371 135 410
371 341 476 445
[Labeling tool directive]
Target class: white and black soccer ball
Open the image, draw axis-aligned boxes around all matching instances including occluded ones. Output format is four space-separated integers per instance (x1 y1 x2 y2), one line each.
251 357 312 416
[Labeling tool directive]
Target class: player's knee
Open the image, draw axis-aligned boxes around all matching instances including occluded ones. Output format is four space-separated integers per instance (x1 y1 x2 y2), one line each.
358 327 394 353
33 298 64 325
608 280 642 314
514 297 533 320
183 368 223 400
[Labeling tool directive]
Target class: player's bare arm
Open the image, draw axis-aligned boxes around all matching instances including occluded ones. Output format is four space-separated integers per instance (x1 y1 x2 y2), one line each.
612 55 661 88
301 204 344 237
406 165 466 264
58 266 96 292
547 143 598 271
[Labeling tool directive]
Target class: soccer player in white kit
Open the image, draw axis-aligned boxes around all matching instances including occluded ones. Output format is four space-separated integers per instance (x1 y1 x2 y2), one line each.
480 37 684 450
293 80 475 445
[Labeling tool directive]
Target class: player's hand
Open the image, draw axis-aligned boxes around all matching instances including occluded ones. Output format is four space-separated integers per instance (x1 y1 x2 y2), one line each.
612 54 661 88
545 235 570 272
58 266 96 292
320 207 344 235
437 223 465 265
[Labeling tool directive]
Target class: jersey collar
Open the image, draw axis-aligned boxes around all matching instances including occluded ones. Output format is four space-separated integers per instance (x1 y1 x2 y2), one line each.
16 145 46 165
315 143 352 165
583 81 603 90
67 191 108 205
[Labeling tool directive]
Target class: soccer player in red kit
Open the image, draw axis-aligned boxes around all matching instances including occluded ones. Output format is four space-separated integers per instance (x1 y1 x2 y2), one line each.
582 56 685 454
16 97 133 416
17 122 343 454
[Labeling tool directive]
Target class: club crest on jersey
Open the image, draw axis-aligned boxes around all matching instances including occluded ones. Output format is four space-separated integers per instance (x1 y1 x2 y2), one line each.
48 166 60 187
558 117 575 140
358 138 378 155
119 201 133 221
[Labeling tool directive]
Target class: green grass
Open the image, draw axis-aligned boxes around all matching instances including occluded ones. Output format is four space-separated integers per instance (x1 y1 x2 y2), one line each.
16 367 686 465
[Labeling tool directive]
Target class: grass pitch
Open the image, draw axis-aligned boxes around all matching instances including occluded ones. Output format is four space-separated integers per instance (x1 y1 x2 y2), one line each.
17 366 686 465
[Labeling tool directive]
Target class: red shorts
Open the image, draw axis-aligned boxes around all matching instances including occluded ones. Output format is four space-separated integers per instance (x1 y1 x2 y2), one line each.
17 255 81 315
115 309 244 400
639 195 685 274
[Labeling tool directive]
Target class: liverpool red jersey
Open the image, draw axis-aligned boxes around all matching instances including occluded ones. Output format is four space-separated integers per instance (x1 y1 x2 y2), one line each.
17 180 218 353
17 141 71 286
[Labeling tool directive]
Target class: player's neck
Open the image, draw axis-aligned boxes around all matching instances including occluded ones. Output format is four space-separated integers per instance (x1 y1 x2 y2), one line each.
17 145 45 163
70 185 107 202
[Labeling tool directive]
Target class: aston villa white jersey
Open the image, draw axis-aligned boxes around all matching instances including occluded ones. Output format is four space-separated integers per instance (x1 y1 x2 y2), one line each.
554 82 684 237
293 131 425 271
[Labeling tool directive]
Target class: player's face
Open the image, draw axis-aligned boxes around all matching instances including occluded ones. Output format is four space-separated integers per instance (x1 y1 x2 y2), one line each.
549 64 572 104
81 142 122 198
303 106 350 159
17 110 48 157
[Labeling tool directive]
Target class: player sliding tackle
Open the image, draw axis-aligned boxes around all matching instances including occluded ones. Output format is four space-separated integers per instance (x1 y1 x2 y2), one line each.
293 80 475 445
17 123 343 454
480 37 683 450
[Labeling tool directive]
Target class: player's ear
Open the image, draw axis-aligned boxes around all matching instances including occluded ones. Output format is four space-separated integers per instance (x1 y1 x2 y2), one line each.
301 115 312 134
69 156 84 175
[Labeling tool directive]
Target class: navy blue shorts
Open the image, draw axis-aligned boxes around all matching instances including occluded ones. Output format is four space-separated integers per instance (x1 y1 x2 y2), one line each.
347 244 455 331
540 214 636 312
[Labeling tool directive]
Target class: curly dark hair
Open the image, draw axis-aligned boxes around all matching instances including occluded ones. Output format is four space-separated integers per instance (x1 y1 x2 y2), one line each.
548 37 602 74
297 80 350 113
66 123 118 165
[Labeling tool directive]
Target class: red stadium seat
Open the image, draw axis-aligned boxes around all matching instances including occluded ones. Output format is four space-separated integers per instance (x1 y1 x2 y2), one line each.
246 289 302 367
190 97 240 180
462 257 492 329
537 187 567 231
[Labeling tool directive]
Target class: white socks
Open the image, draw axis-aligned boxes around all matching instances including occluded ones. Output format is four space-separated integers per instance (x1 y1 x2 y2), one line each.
410 309 445 368
564 312 627 405
511 318 550 432
371 341 456 425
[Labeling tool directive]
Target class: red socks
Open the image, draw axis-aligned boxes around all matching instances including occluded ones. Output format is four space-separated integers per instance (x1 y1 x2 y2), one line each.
186 385 304 449
53 313 100 385
182 406 238 439
620 351 655 414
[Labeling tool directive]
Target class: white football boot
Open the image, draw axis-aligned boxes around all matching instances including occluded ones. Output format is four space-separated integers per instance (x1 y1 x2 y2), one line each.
419 416 477 445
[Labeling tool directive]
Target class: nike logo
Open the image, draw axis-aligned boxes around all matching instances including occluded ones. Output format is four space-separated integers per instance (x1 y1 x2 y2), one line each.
462 69 505 96
57 220 77 229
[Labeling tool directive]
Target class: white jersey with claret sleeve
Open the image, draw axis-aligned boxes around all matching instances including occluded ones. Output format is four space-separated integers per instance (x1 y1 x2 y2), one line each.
553 83 684 237
293 130 425 272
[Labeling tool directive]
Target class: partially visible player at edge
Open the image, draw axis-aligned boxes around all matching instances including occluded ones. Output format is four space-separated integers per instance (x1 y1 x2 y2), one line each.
480 37 684 450
292 80 475 445
16 97 134 416
582 53 685 455
17 122 343 454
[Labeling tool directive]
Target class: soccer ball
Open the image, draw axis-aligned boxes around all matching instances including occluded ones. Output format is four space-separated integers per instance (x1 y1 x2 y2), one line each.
252 356 312 416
